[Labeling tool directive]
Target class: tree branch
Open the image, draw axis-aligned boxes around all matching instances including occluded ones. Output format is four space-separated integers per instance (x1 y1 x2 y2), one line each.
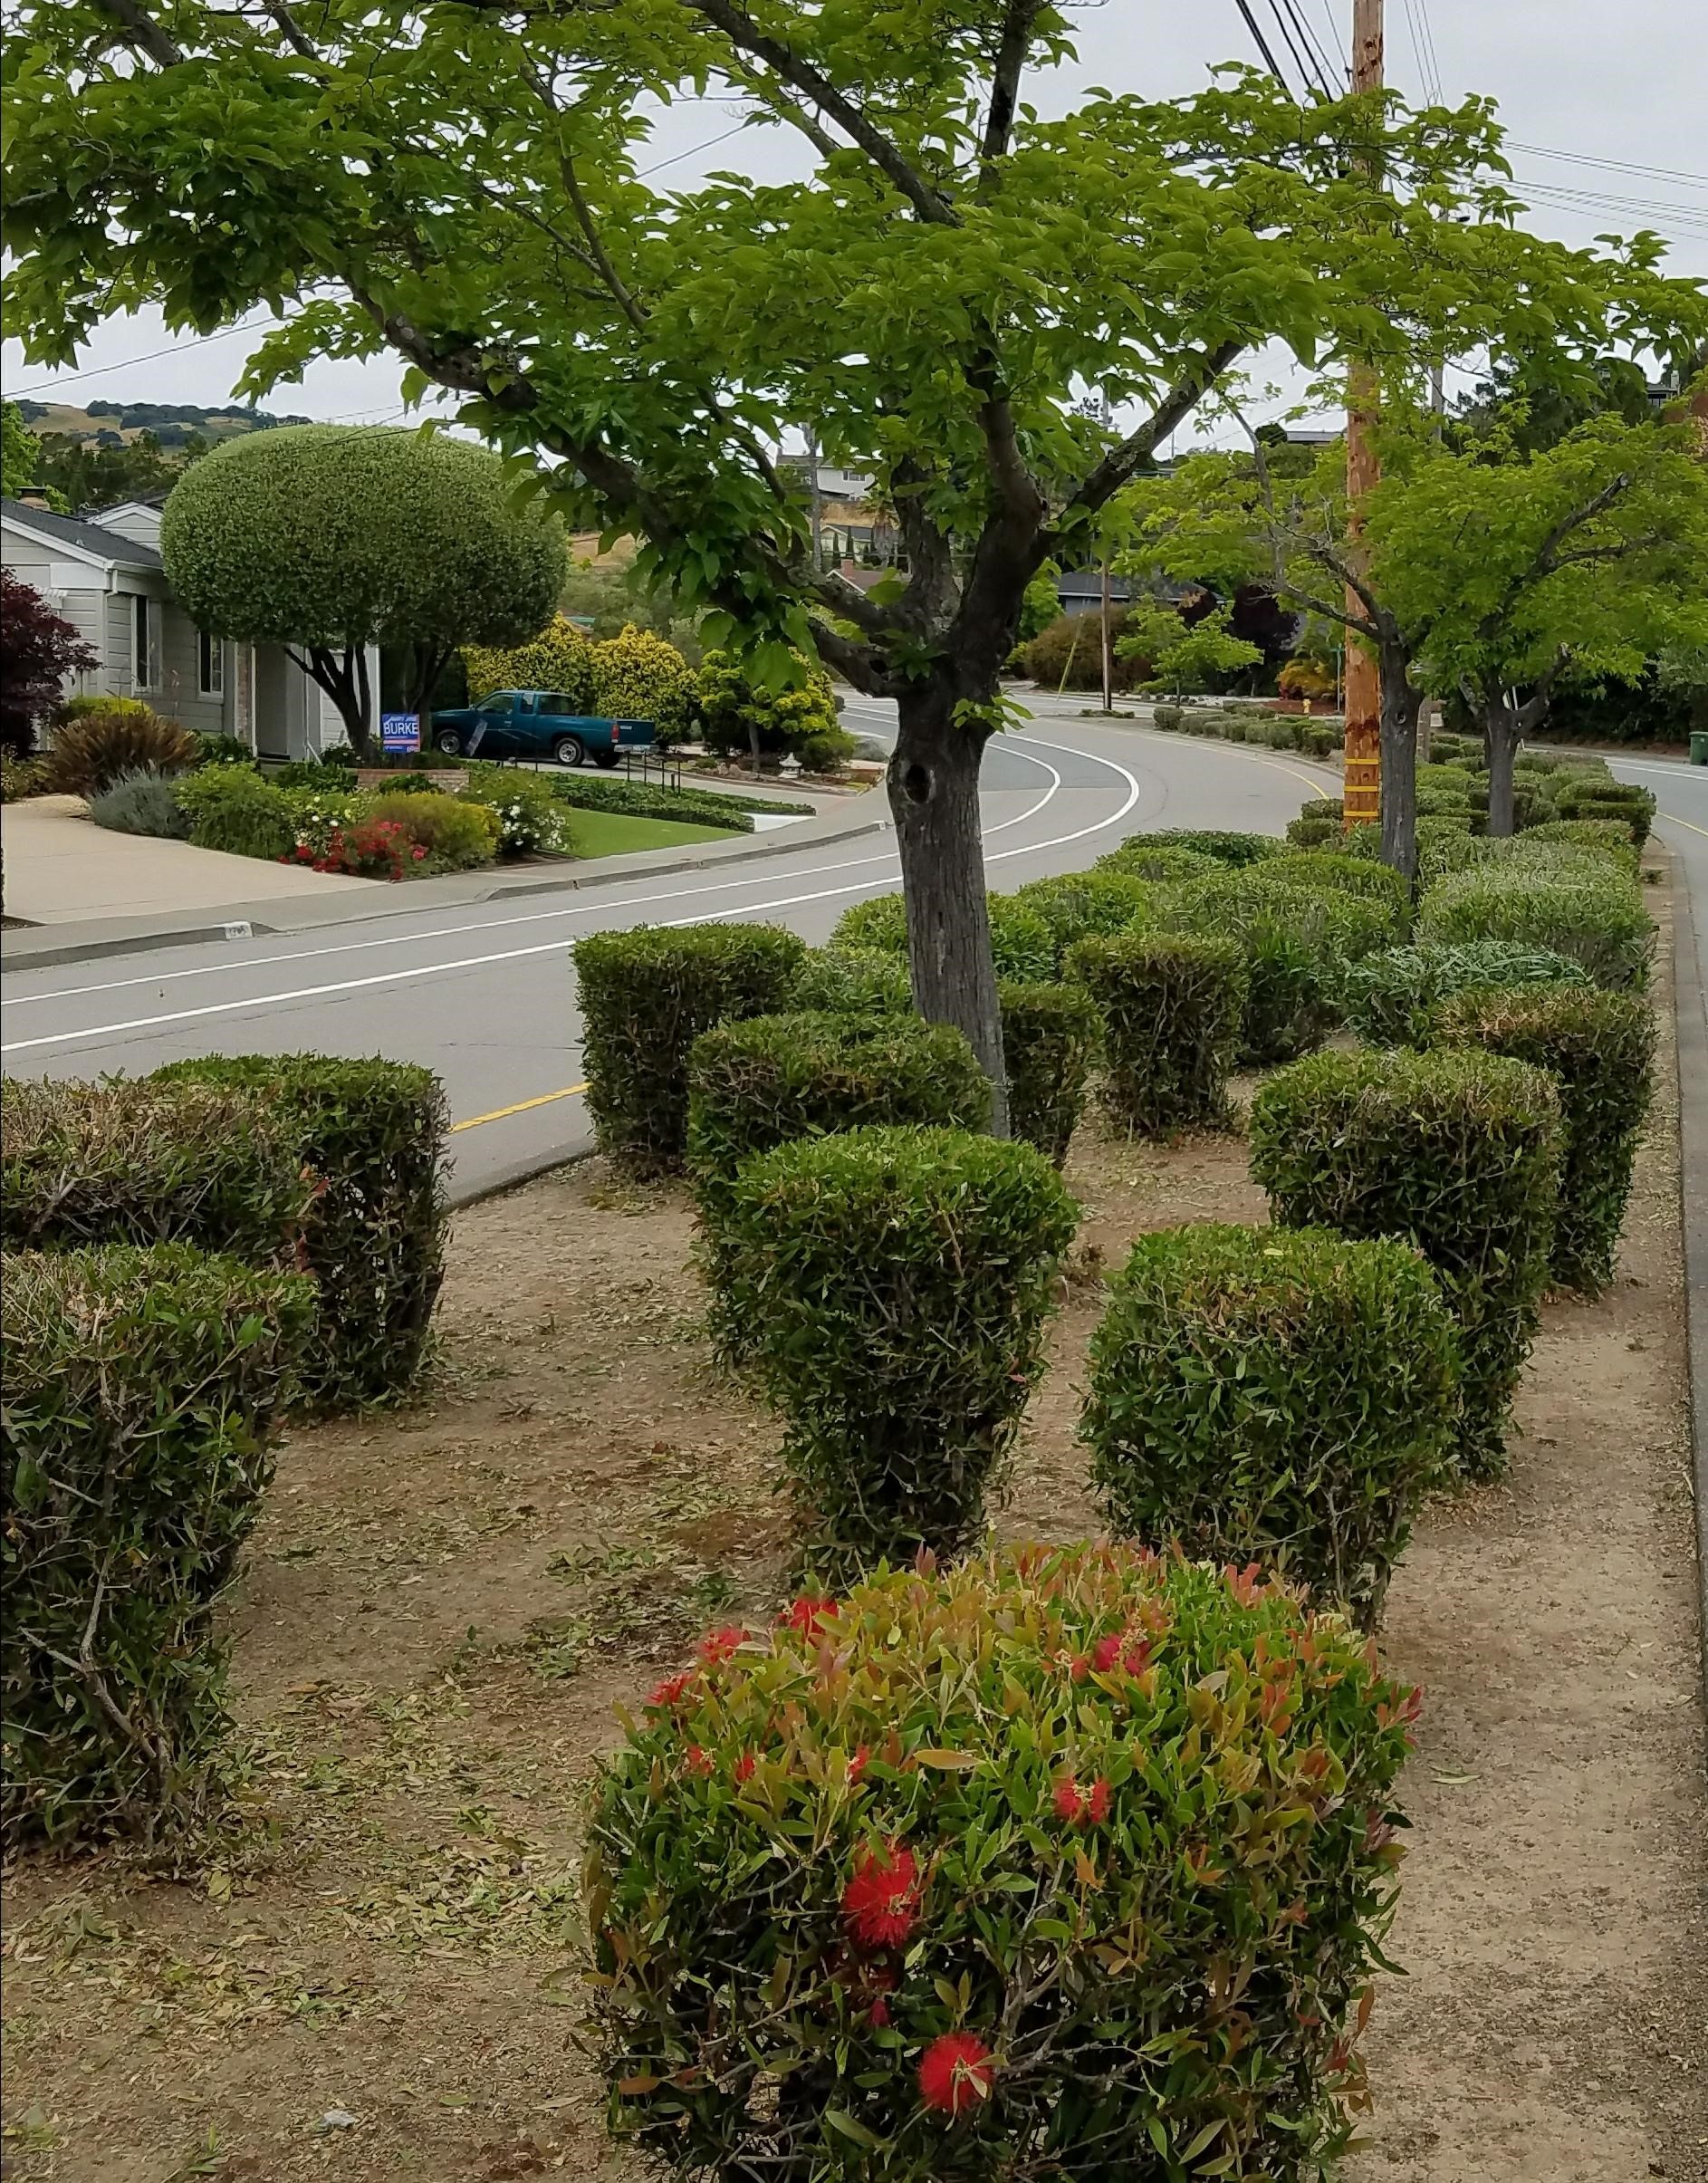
1051 338 1247 534
979 0 1044 176
264 1 320 62
91 0 183 66
1530 471 1633 580
557 150 649 335
682 0 958 226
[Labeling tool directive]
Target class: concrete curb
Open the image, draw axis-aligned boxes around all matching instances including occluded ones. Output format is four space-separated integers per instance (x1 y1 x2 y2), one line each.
447 1137 594 1211
2 803 888 973
1667 852 1708 1711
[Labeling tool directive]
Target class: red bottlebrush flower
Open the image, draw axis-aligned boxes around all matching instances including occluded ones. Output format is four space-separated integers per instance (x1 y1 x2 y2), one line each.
782 1594 837 1639
868 1995 890 2029
917 2031 994 2117
1083 1777 1112 1826
697 1626 747 1667
846 1745 871 1785
1090 1634 1123 1675
733 1752 757 1784
683 1745 713 1776
1122 1638 1152 1676
648 1669 696 1708
1051 1775 1085 1823
841 1841 920 1949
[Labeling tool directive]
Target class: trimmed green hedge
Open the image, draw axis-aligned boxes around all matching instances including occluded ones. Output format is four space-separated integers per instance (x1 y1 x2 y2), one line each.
790 945 913 1017
1156 876 1383 1065
2 1077 309 1258
713 1126 1077 1569
831 890 1055 984
1009 870 1152 966
545 774 813 832
1251 1047 1561 1478
1417 868 1654 990
573 923 807 1173
2 1245 314 1847
1082 1223 1458 1623
1258 851 1412 942
1550 775 1655 848
1070 930 1246 1134
1109 828 1281 869
1092 839 1221 884
1435 986 1655 1293
1342 943 1590 1048
1516 819 1642 878
1285 814 1339 849
999 979 1101 1165
151 1055 449 1407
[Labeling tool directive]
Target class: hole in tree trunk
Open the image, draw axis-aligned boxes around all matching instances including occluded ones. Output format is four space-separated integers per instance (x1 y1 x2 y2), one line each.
902 762 932 805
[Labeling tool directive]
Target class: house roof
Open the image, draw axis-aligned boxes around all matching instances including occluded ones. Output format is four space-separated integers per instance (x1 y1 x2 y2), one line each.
0 496 164 570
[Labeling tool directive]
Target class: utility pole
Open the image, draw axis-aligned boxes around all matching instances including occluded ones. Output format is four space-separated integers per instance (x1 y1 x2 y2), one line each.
803 423 824 571
1342 0 1383 835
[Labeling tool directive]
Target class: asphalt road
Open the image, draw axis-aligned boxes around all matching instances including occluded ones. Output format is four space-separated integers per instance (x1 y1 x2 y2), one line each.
1 694 1339 1196
1607 750 1708 1055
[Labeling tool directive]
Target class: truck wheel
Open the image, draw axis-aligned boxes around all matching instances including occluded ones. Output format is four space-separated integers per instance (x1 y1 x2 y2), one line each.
553 735 587 768
592 751 619 770
434 728 465 755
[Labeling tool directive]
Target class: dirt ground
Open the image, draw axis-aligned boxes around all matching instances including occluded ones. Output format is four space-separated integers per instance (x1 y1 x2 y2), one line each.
5 899 1705 2183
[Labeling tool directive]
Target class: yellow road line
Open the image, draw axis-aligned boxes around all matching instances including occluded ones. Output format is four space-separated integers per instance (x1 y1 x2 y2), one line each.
451 1082 588 1133
1656 810 1708 841
1252 755 1339 799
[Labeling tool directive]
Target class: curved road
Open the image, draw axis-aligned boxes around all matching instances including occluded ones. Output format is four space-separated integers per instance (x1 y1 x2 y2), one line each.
0 697 1340 1196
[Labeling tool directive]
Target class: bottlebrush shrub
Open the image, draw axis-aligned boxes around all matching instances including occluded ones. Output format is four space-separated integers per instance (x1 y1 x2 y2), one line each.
1415 817 1483 886
584 1543 1418 2182
1149 701 1185 728
1081 1225 1458 1625
1092 838 1220 885
1008 870 1152 967
790 946 914 1018
998 980 1101 1165
574 924 808 1174
1342 942 1590 1048
1516 820 1641 879
1 1076 309 1258
1068 931 1245 1135
832 891 1055 985
713 1128 1076 1568
1156 878 1382 1066
152 1055 450 1408
2 1245 314 1847
1258 851 1413 942
1251 1048 1561 1479
1435 986 1655 1295
1105 828 1281 869
1417 868 1654 991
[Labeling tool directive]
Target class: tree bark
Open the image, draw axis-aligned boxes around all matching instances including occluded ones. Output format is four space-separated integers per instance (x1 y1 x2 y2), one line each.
301 644 372 757
1484 698 1521 836
1377 633 1422 883
888 685 1010 1137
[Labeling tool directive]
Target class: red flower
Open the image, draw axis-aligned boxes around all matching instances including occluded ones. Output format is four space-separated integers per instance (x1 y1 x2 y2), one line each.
917 2031 994 2117
1122 1640 1152 1676
868 1995 890 2029
1083 1777 1112 1827
782 1594 837 1639
697 1626 748 1666
683 1745 713 1776
1091 1634 1123 1675
734 1752 757 1784
846 1745 871 1785
1052 1775 1085 1823
648 1669 696 1708
841 1841 920 1949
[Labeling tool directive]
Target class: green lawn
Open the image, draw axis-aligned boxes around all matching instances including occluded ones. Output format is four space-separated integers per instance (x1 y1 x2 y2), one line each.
566 809 736 859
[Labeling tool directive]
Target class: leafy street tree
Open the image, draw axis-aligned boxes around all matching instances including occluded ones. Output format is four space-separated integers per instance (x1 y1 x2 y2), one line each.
159 427 567 756
2 401 50 502
1116 597 1263 696
7 7 1700 1111
0 569 99 755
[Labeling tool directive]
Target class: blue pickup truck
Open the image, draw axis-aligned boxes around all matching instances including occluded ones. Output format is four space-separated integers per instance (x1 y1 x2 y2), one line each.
430 690 655 769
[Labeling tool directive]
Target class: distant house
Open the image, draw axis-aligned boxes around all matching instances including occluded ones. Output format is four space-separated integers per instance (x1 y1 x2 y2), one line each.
1 495 373 759
1055 568 1136 619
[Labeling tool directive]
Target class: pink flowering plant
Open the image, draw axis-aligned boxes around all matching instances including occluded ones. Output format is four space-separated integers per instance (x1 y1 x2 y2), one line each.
583 1543 1418 2180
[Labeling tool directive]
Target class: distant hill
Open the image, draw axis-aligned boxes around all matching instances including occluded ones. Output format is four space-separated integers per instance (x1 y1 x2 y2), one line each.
13 399 312 452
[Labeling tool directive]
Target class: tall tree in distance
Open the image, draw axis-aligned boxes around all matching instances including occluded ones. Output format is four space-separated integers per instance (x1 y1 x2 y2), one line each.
6 5 1702 1111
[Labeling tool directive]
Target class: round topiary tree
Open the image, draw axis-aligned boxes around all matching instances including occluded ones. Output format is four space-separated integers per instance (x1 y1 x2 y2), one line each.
160 426 568 755
591 623 697 746
694 645 843 770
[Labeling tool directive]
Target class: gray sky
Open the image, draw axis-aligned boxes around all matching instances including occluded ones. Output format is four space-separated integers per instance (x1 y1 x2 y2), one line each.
5 0 1705 429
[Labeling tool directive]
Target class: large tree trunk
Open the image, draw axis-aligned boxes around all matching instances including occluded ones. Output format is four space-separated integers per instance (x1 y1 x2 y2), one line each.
1377 636 1423 884
888 684 1010 1137
1484 697 1521 837
301 644 372 758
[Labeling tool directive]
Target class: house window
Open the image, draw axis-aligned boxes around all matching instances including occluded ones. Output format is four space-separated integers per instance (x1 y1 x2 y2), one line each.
197 629 225 698
132 595 162 691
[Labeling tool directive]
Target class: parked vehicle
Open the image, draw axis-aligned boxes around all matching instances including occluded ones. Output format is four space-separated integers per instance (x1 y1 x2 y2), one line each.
430 690 654 768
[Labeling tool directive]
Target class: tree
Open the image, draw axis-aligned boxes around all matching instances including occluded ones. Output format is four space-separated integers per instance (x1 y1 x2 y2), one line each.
34 427 182 513
0 569 99 754
1366 416 1708 832
465 612 598 710
8 9 1698 1117
696 647 840 771
1116 596 1262 695
159 426 567 755
2 401 49 502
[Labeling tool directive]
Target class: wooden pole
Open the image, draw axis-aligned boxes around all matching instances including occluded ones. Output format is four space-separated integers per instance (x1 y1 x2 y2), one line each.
1342 0 1383 834
1099 554 1113 713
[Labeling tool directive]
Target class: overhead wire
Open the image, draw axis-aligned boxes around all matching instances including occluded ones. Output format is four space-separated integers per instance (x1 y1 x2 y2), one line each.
1274 0 1337 98
1232 0 1298 96
1264 0 1329 100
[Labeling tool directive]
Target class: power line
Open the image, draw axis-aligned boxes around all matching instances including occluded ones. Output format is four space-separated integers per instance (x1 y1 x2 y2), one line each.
1274 0 1337 97
7 315 283 399
1265 0 1329 99
1314 0 1349 78
1232 0 1298 95
1507 140 1708 192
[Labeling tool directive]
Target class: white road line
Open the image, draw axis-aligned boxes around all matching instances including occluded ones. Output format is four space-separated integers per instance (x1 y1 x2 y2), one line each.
5 734 1130 1056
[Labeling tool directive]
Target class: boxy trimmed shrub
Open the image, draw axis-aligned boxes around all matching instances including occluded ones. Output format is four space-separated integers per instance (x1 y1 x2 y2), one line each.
1550 775 1655 848
1417 868 1654 990
1082 1224 1458 1624
1259 851 1412 942
1342 942 1590 1048
585 1543 1417 2183
1092 838 1220 885
790 945 913 1018
2 1077 309 1257
1009 870 1152 966
1251 1047 1561 1477
152 1055 450 1407
999 979 1101 1164
1516 819 1642 879
574 923 808 1173
1435 986 1655 1293
714 1127 1076 1568
832 890 1055 985
2 1245 315 1847
1286 814 1339 848
1114 827 1281 868
1069 930 1245 1134
1157 877 1383 1065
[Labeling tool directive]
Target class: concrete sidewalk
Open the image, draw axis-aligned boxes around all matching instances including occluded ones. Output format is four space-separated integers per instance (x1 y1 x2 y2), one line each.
2 796 374 926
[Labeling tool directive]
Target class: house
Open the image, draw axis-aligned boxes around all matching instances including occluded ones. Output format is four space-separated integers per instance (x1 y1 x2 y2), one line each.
2 495 375 759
